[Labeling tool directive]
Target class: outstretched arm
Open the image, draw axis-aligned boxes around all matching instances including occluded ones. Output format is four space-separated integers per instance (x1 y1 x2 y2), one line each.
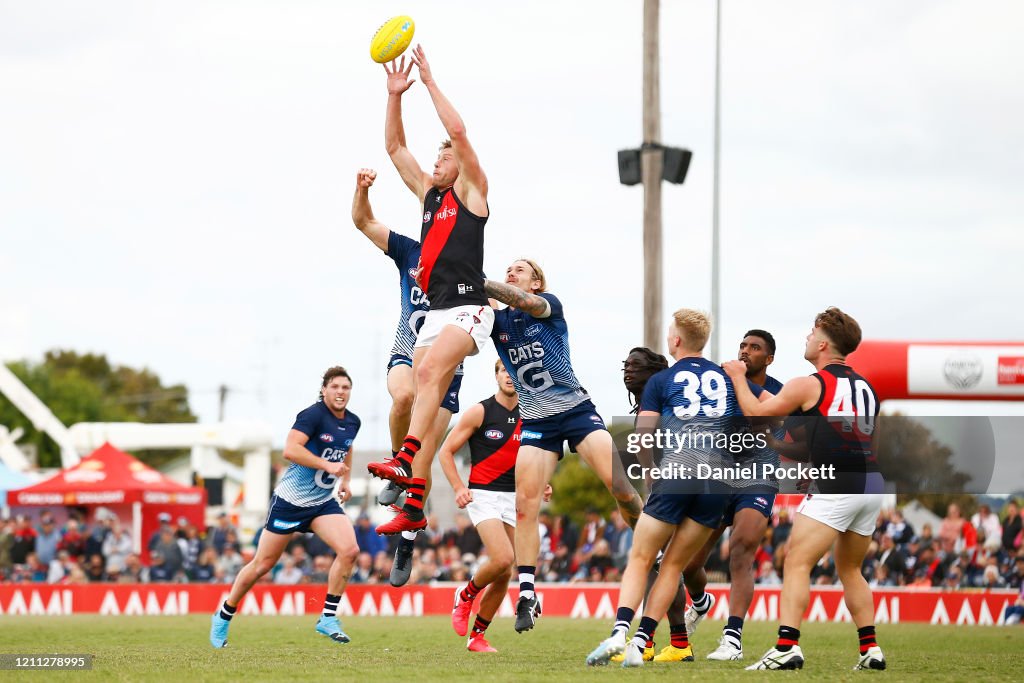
723 361 818 417
484 279 551 318
437 404 485 508
411 46 488 206
351 168 390 252
383 57 431 202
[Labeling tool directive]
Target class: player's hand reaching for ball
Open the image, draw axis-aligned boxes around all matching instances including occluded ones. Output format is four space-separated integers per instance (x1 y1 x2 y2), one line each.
721 359 747 380
357 168 377 189
454 486 473 509
409 45 432 85
384 56 416 95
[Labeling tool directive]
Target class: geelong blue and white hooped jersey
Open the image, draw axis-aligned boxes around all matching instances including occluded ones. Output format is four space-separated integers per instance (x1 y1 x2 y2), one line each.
274 401 360 507
640 356 762 473
491 293 590 420
737 374 784 490
386 231 429 359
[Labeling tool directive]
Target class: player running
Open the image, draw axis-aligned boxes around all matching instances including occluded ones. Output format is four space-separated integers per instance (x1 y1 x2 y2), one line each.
210 367 360 648
586 309 767 668
366 48 494 538
438 360 552 653
722 307 886 672
682 329 784 661
485 260 644 633
351 167 465 586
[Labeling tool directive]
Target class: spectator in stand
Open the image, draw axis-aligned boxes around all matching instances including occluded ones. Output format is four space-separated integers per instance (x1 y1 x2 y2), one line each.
758 559 781 585
353 514 386 557
289 545 312 575
349 552 374 583
102 520 133 575
415 514 445 552
84 553 107 582
0 519 15 578
1008 556 1024 590
877 534 907 586
47 549 75 584
608 512 633 571
309 554 333 583
942 565 964 590
372 550 392 583
217 544 244 582
870 564 895 588
10 515 36 566
1002 500 1022 554
585 539 615 581
939 503 966 555
1003 581 1024 625
860 540 880 581
273 556 304 585
190 548 218 582
121 553 148 583
551 514 579 556
773 508 793 549
179 521 203 575
63 565 89 585
919 523 936 548
59 518 87 560
972 504 1002 546
979 562 1006 589
207 512 236 555
811 549 836 585
35 513 62 566
85 514 111 559
152 527 185 577
149 550 173 582
885 508 915 546
548 542 572 581
148 512 173 552
445 512 482 557
577 508 605 553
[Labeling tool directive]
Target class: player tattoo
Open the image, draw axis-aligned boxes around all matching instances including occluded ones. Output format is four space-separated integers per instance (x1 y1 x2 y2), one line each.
484 279 549 317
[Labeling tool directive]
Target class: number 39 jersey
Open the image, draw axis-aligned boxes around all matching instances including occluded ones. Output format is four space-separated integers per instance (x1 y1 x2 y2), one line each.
274 401 361 507
799 363 880 485
640 356 761 471
491 292 590 420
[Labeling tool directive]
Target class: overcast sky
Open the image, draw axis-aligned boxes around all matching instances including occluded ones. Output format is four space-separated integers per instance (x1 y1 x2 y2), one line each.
2 1 1023 455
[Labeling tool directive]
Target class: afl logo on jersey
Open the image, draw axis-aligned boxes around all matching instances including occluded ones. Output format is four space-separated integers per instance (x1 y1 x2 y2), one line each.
498 333 509 343
423 211 432 222
484 429 504 440
320 433 334 442
525 324 542 337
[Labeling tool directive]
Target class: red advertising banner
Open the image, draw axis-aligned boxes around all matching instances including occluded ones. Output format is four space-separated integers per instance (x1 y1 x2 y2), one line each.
0 583 1017 625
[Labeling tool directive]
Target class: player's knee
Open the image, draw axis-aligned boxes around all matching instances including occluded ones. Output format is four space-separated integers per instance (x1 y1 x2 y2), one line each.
491 549 515 573
253 557 277 576
339 544 359 567
390 387 415 415
414 361 441 390
515 492 540 518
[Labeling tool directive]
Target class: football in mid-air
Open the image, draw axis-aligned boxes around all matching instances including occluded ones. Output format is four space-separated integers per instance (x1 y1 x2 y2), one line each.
370 16 415 64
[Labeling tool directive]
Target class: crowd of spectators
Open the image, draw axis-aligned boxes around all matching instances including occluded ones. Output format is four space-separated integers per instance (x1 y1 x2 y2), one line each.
3 499 1023 592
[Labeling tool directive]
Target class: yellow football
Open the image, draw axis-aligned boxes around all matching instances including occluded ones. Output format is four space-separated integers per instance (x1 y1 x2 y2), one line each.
370 16 415 64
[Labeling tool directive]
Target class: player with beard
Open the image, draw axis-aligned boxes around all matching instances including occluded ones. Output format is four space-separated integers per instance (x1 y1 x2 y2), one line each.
723 308 886 672
681 330 784 661
485 261 644 633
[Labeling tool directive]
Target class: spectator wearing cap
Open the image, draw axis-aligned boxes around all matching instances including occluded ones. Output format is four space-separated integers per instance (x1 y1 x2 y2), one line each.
35 513 62 566
151 526 185 576
207 512 236 555
148 512 173 552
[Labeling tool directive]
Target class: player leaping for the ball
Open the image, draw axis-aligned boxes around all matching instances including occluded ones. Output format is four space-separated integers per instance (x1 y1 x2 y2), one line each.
351 167 466 586
366 47 494 536
721 307 886 672
438 359 552 653
485 260 644 633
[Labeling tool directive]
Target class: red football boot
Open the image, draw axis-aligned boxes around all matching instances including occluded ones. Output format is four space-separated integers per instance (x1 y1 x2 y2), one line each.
375 508 427 536
366 457 412 488
451 587 475 636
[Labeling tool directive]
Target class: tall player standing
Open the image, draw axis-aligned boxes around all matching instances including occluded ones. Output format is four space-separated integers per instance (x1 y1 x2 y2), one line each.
485 260 644 633
722 307 887 671
351 167 465 585
682 329 785 661
210 367 360 647
437 360 552 653
366 48 494 537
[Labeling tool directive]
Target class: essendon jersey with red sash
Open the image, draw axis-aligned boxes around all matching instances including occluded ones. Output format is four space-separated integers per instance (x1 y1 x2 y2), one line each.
800 364 880 493
467 397 521 493
420 186 487 309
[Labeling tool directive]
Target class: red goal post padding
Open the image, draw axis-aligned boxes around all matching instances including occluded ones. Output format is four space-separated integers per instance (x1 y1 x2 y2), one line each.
0 583 1016 625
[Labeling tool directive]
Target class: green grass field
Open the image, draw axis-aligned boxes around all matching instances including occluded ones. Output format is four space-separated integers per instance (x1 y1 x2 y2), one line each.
1 616 1021 682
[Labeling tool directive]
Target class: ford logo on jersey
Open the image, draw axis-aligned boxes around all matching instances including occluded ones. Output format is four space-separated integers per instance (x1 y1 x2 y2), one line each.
525 324 542 337
320 433 334 442
484 429 504 440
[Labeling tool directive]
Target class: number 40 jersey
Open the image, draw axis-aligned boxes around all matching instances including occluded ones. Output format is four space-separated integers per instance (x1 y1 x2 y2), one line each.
491 292 590 420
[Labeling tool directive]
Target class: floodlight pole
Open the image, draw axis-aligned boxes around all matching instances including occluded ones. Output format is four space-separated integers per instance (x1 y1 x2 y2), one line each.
709 0 723 361
642 0 663 351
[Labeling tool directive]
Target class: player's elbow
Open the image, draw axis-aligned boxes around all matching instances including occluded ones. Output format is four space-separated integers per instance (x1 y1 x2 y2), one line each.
447 122 467 140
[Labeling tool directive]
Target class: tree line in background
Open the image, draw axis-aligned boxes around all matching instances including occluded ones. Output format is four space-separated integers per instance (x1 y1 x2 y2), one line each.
0 350 196 468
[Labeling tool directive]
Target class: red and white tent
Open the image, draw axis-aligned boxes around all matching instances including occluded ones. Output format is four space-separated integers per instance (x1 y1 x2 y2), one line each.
7 442 206 562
